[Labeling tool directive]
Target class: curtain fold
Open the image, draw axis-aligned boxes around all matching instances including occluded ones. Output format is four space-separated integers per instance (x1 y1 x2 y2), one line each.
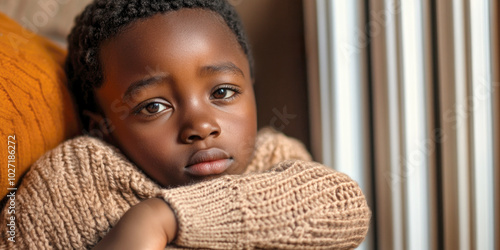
304 0 499 249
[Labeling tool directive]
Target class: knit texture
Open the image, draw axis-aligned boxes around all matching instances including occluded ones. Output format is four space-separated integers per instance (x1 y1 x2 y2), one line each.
0 13 80 198
0 128 370 249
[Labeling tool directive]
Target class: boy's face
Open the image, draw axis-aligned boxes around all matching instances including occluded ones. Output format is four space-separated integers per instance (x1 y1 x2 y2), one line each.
93 9 257 187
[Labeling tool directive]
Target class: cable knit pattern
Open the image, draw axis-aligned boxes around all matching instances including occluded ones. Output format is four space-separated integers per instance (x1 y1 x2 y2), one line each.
0 128 370 249
0 13 80 199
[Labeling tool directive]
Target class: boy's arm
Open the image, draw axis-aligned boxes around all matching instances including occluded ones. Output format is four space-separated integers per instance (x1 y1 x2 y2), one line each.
93 128 368 249
93 159 371 250
0 136 163 249
160 159 371 249
0 134 369 249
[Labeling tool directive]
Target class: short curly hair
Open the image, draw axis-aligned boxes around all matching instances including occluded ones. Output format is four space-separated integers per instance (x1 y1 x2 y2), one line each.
65 0 253 130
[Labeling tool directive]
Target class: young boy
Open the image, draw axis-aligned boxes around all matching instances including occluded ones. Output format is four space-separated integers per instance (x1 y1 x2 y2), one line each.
0 0 371 249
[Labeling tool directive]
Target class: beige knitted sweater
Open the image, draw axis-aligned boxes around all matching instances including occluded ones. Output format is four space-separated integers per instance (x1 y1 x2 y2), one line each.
0 128 370 249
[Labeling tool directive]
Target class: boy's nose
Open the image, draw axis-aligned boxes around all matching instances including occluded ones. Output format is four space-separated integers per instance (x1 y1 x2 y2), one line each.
179 113 221 144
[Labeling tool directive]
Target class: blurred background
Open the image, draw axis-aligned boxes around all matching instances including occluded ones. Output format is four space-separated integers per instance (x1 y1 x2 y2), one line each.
1 0 498 249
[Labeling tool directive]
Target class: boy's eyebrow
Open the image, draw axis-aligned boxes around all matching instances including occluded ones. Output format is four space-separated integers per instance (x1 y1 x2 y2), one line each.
122 62 243 102
199 62 244 77
122 75 170 102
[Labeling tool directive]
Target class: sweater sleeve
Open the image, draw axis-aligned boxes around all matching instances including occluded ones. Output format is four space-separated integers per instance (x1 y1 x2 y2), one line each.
0 131 370 249
0 136 162 249
161 160 371 249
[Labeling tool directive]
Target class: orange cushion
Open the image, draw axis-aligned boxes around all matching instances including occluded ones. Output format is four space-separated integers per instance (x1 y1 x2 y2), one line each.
0 13 80 199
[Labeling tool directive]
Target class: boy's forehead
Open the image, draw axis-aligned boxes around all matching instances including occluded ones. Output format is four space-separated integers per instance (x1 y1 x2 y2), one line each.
98 8 249 94
100 8 242 67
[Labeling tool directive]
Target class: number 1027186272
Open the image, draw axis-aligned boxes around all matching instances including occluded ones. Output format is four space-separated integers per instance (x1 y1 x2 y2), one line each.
7 135 16 187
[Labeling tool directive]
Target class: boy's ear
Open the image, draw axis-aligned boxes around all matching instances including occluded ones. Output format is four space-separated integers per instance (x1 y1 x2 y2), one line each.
83 110 115 142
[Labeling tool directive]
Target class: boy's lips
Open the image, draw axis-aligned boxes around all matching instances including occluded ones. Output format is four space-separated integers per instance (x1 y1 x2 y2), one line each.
185 148 232 176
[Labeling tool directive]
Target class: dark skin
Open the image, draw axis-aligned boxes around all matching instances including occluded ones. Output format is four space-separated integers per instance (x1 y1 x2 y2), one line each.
91 9 257 249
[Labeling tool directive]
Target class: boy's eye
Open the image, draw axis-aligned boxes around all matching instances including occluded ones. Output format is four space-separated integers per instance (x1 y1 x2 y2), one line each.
140 102 168 115
211 88 237 99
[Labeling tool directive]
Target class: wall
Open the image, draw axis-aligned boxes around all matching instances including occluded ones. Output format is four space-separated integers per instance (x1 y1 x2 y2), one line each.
234 0 311 151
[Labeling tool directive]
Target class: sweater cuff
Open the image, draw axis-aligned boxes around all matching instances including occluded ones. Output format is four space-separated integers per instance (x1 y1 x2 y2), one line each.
158 176 247 249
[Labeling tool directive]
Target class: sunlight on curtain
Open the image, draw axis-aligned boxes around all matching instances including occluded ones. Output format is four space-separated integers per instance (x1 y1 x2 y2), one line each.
304 0 499 249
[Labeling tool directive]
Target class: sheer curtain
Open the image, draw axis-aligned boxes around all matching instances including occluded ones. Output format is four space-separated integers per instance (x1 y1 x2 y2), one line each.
303 0 499 249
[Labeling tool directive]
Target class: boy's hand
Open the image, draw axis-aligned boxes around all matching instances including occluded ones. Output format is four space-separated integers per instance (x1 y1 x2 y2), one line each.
94 198 177 250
